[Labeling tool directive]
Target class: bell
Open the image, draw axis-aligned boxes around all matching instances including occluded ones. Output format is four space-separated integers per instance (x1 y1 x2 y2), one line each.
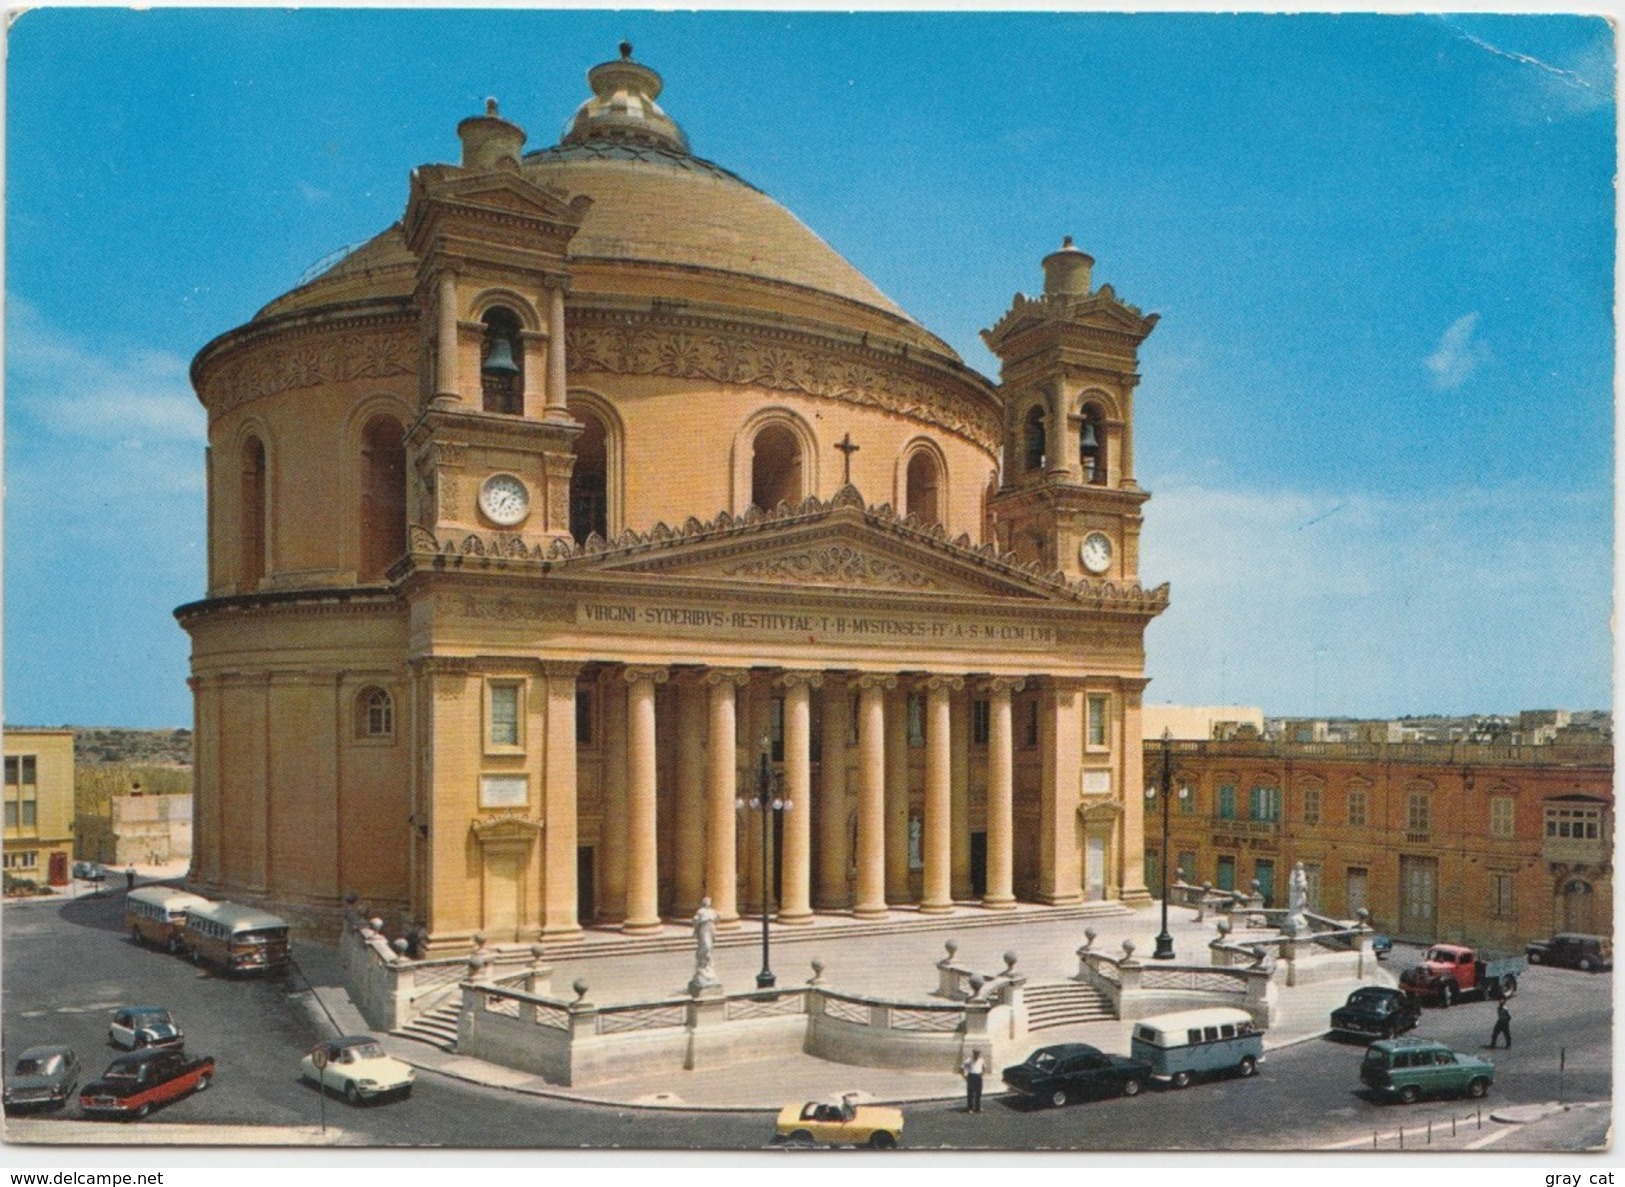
1080 421 1099 450
482 337 520 376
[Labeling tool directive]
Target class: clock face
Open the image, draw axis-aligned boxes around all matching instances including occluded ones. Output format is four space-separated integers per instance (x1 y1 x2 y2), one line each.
479 474 530 526
1080 531 1113 575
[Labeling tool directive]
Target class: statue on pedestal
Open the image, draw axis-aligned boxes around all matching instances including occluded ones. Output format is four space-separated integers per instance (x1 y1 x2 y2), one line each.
1284 861 1310 937
688 896 720 992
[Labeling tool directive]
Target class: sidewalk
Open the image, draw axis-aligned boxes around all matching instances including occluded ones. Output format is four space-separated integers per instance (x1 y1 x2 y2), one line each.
293 903 1387 1112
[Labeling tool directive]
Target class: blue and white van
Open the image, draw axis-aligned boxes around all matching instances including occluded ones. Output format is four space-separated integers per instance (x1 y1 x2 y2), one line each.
1129 1006 1264 1088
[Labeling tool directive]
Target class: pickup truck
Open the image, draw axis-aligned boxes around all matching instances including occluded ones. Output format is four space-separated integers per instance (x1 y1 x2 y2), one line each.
1399 943 1524 1007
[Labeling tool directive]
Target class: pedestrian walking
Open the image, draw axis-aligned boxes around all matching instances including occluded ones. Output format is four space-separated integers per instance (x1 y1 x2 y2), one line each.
961 1048 986 1113
1490 999 1512 1049
124 866 136 892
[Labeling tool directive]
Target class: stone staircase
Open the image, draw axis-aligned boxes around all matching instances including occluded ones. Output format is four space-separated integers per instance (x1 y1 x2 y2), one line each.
1023 979 1115 1030
393 1000 461 1051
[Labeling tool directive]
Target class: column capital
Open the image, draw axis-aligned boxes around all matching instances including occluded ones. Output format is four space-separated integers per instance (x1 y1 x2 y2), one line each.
704 667 751 688
855 673 899 691
919 675 965 694
539 660 582 680
623 666 670 686
978 676 1027 695
777 670 825 690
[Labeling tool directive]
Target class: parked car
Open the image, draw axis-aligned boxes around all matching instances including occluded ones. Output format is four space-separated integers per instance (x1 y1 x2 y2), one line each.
1525 933 1611 972
773 1093 903 1148
79 1048 214 1119
126 886 213 953
1371 934 1393 960
1001 1042 1151 1106
1359 1037 1493 1104
1129 1007 1263 1088
1399 944 1523 1006
300 1036 415 1104
1329 987 1422 1041
4 1045 80 1112
108 1005 183 1050
71 861 101 881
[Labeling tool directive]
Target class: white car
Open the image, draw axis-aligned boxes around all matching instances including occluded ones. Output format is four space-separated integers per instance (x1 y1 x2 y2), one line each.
108 1006 183 1050
300 1036 414 1104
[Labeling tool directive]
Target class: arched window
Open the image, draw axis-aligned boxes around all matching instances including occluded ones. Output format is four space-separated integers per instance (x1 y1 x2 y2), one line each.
480 307 522 415
751 423 802 510
1023 405 1046 472
360 416 406 581
905 450 941 527
357 687 394 739
570 408 608 543
240 436 267 587
1080 405 1106 485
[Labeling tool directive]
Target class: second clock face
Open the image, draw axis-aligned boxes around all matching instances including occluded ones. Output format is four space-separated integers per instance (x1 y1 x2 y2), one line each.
1080 531 1114 575
479 474 530 526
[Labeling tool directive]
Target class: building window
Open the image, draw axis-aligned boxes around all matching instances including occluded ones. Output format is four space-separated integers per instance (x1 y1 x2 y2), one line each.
906 694 925 747
5 755 38 832
1545 804 1602 840
358 687 394 739
905 450 941 528
359 415 406 581
1086 694 1109 749
1489 795 1515 839
488 683 521 749
1217 784 1237 820
1249 786 1280 823
1080 404 1106 484
1407 792 1431 836
570 406 609 543
1178 783 1197 815
1023 404 1046 471
480 307 523 415
576 684 596 746
751 423 802 510
2 850 39 870
1216 855 1236 892
1302 786 1322 826
1490 874 1514 918
240 436 267 586
1177 851 1197 884
971 699 990 746
1347 787 1368 828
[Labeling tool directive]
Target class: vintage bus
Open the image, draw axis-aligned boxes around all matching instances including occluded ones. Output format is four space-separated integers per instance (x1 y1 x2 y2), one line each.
124 886 214 954
180 901 291 975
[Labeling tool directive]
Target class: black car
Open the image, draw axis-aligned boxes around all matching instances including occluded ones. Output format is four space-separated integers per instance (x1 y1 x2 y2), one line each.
79 1048 215 1120
1329 986 1421 1040
1002 1043 1152 1107
1526 933 1611 972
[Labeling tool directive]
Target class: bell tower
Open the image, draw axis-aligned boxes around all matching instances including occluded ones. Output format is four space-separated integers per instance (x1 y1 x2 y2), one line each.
403 99 594 551
982 238 1159 582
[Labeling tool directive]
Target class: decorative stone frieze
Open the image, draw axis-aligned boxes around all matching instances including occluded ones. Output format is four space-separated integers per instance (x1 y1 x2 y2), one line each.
198 318 419 415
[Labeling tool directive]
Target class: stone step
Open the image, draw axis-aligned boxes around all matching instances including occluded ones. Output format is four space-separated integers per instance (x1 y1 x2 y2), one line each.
1023 980 1115 1030
393 1003 461 1052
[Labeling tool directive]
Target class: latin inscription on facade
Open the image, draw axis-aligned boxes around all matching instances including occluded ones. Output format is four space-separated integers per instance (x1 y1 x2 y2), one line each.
576 601 1056 646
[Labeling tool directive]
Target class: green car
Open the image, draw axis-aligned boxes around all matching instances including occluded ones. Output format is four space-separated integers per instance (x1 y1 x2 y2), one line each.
1360 1037 1494 1104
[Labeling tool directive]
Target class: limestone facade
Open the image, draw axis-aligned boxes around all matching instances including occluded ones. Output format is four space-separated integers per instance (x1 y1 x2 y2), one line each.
3 729 75 885
178 47 1168 947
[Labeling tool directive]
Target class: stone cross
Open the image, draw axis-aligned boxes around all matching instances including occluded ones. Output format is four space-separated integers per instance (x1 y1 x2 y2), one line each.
835 432 860 485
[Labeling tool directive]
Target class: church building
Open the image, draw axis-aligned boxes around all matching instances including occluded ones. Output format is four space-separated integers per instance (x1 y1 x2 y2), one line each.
178 46 1169 950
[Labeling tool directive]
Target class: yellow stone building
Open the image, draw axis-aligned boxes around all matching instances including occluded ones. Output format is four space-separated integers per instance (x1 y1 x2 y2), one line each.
179 46 1169 950
3 728 76 886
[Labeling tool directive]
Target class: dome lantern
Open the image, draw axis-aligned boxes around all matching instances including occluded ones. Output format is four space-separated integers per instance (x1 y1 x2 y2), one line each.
457 98 527 171
1041 235 1094 298
560 42 690 154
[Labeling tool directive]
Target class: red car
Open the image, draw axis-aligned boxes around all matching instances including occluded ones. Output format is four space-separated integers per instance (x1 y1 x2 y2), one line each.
79 1048 214 1119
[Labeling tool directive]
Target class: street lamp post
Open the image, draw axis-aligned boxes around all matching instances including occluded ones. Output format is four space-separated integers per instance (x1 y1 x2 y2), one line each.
740 742 791 989
1147 729 1177 960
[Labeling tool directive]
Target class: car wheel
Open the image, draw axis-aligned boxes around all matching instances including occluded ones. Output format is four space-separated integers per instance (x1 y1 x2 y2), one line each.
1578 957 1594 972
1171 1071 1192 1089
166 936 180 955
1122 1078 1143 1098
344 1083 361 1105
134 1035 148 1049
134 1102 151 1119
1528 951 1542 965
132 927 145 947
789 1130 815 1147
194 1073 211 1094
868 1131 897 1149
1237 1056 1257 1078
1049 1088 1069 1108
1398 1084 1420 1105
1467 1077 1489 1099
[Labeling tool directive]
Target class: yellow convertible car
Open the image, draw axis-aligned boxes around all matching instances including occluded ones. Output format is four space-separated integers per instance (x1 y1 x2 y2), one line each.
774 1093 904 1148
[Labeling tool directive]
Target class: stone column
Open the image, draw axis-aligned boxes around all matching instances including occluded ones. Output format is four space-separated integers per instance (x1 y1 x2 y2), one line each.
982 678 1024 910
705 669 749 928
1119 679 1153 905
1039 678 1085 905
672 673 707 917
885 684 911 904
518 330 546 419
921 676 962 913
434 271 459 405
816 677 851 910
545 284 570 422
950 684 972 901
854 674 894 919
600 668 628 923
540 662 582 939
778 672 820 924
622 666 668 935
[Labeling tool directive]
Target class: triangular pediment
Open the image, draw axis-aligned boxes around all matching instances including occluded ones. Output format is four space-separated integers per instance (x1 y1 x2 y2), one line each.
431 172 592 225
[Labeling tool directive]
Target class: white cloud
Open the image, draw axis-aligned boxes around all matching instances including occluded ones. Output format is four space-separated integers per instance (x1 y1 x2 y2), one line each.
1424 312 1489 390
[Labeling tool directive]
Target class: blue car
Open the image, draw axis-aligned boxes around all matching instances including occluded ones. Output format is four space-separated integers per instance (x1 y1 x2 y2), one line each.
1372 935 1393 960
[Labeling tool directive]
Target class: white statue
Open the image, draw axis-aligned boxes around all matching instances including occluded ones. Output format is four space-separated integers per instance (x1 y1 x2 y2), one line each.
689 896 720 991
1285 862 1310 936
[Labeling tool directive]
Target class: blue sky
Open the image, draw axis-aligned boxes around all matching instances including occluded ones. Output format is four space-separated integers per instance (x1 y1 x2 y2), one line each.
5 9 1614 727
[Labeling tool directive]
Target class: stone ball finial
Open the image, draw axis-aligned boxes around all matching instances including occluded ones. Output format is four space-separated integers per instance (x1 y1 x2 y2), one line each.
1251 879 1262 893
572 978 590 1002
1202 881 1214 893
811 958 824 979
530 943 546 961
391 937 409 955
472 931 487 950
1217 918 1232 936
368 917 384 932
1003 950 1019 973
944 939 958 958
968 974 985 996
1356 907 1371 924
1121 939 1136 958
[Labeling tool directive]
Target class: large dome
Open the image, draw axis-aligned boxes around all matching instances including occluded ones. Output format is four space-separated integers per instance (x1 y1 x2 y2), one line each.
256 46 957 362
